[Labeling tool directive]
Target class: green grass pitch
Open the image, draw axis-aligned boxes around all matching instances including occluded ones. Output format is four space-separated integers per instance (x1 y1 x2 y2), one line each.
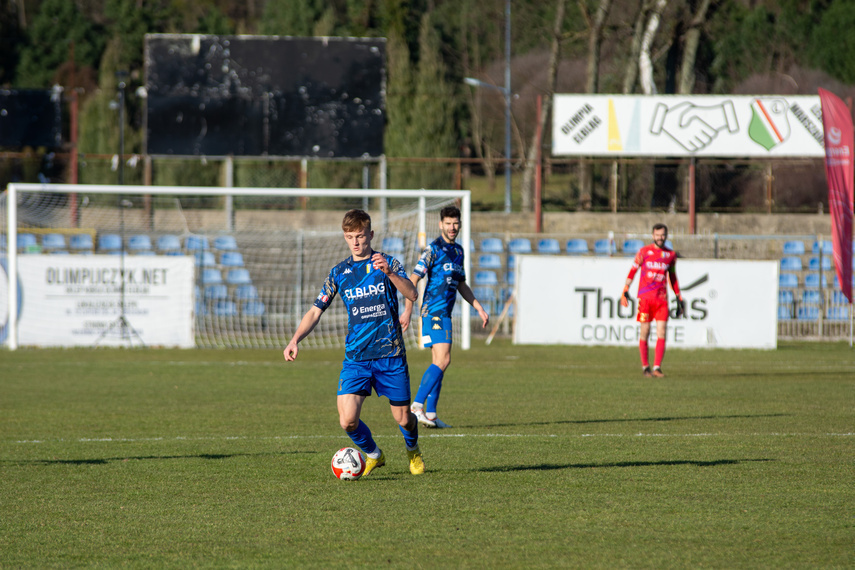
1 341 852 568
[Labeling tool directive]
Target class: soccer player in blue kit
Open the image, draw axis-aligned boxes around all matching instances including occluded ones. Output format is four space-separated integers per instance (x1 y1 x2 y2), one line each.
400 206 490 428
283 209 424 475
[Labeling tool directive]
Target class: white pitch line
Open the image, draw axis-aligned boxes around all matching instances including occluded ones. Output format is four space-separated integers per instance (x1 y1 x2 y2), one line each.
10 432 853 445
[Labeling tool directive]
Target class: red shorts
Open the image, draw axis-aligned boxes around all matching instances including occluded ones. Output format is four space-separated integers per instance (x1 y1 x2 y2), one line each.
637 296 669 323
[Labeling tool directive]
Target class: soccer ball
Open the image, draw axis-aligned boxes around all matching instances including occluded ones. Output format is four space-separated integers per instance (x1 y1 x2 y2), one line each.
331 447 366 481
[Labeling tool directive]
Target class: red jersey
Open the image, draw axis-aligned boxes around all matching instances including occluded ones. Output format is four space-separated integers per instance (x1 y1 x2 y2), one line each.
626 244 679 300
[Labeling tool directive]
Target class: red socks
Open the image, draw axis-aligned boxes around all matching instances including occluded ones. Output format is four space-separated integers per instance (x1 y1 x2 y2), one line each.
639 340 649 368
654 338 666 368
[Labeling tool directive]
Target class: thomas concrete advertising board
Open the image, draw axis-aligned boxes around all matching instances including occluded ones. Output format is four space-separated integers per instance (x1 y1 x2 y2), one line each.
553 94 824 158
6 255 194 347
514 256 778 349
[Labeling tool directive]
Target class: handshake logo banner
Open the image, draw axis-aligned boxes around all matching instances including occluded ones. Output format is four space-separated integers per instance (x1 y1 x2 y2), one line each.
553 95 825 158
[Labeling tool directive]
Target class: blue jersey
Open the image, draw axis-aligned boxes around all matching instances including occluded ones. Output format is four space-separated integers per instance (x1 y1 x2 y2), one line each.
413 237 466 318
313 252 409 362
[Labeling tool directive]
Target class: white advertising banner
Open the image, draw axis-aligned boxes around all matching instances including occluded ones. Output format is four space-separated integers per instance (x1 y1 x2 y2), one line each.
11 255 195 348
514 256 778 349
553 94 825 158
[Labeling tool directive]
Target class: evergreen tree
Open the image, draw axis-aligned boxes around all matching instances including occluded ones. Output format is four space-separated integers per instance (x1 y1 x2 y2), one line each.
809 0 855 84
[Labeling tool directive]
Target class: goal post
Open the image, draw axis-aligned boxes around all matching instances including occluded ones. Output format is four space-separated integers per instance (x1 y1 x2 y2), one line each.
3 183 472 351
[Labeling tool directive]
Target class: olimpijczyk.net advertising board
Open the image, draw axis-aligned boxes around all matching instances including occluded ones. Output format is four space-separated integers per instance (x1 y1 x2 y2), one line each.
553 95 824 158
514 257 778 349
2 255 194 348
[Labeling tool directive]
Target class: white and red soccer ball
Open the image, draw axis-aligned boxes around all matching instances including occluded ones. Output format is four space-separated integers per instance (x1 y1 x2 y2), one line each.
331 447 366 480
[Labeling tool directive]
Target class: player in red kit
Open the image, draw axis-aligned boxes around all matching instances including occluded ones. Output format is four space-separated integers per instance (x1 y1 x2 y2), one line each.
620 224 685 377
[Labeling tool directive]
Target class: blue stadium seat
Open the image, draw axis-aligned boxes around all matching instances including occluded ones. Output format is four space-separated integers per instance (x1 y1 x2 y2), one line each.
478 254 502 269
506 271 515 286
17 233 37 250
778 290 794 305
780 257 802 272
471 286 497 313
184 235 209 251
808 256 832 271
220 251 244 267
234 284 259 300
242 301 266 317
42 233 66 249
508 238 532 254
474 270 499 286
200 268 223 285
826 306 850 321
594 239 616 255
213 300 238 317
804 273 828 289
128 235 152 251
98 234 122 252
777 305 792 320
194 251 216 267
226 268 252 285
801 290 821 306
381 237 404 253
537 238 560 254
831 290 849 305
69 234 94 251
622 239 644 256
566 239 589 255
480 238 503 253
779 273 798 289
782 240 805 255
797 306 819 320
213 235 238 251
507 254 516 269
812 240 833 255
204 284 228 301
157 234 181 252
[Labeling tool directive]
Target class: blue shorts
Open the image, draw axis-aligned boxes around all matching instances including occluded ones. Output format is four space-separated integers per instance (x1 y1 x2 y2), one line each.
421 316 453 347
338 355 411 406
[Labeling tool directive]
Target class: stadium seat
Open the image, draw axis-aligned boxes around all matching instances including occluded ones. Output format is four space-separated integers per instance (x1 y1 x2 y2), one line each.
622 239 644 256
69 234 94 251
474 270 499 286
226 268 252 285
194 251 216 266
780 257 802 272
200 268 223 285
213 235 238 251
778 290 794 305
831 290 849 305
594 239 616 255
98 234 122 252
537 238 560 254
804 274 828 289
779 273 798 289
478 254 502 269
506 271 515 286
234 284 259 300
471 286 497 313
381 237 405 253
184 235 209 251
157 234 181 252
826 306 850 321
213 300 238 317
812 240 833 255
220 251 245 267
480 238 503 253
128 235 152 252
801 290 821 306
777 305 792 320
242 301 266 317
42 233 66 250
17 233 37 250
566 239 589 255
507 254 516 269
797 306 819 320
782 240 805 255
204 284 228 300
508 238 532 254
808 256 832 271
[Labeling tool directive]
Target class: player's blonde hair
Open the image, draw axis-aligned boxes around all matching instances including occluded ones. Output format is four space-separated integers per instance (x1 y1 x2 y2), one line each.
342 209 372 233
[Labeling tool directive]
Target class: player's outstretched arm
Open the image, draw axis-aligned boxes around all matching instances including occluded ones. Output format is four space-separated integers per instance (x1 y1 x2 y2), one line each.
458 281 490 328
283 306 323 361
399 274 421 332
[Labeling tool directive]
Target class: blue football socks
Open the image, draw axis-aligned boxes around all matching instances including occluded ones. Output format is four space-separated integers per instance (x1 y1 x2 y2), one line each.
399 424 419 449
347 419 378 456
415 364 444 415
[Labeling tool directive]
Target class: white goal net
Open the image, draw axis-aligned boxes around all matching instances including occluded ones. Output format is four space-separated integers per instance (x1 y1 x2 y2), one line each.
2 184 472 350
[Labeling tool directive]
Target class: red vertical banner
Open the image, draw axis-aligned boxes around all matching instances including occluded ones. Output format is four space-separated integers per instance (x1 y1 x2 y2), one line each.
818 88 854 303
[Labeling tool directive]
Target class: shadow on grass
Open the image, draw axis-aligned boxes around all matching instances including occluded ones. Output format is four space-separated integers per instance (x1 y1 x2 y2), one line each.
478 458 774 473
472 413 790 429
3 450 315 466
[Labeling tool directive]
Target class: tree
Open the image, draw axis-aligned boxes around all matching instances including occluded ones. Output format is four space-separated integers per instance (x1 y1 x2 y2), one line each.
809 0 855 84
